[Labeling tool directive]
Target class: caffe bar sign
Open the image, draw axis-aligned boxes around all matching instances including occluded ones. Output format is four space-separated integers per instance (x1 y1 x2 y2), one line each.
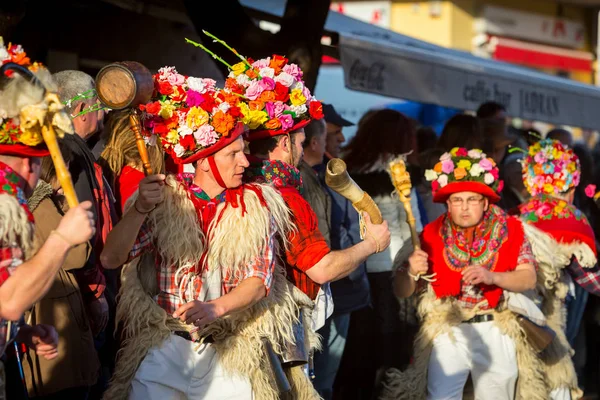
340 34 600 129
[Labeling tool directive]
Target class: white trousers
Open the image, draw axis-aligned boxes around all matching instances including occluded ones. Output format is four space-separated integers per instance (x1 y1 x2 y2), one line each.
427 321 518 400
130 334 253 399
550 387 572 400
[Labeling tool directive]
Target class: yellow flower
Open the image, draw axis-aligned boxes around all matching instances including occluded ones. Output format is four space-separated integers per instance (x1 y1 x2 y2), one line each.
289 89 306 106
159 100 176 119
186 107 209 129
450 147 459 156
543 183 555 194
567 162 577 173
246 110 269 130
231 62 247 77
457 159 472 170
18 130 44 146
166 129 179 145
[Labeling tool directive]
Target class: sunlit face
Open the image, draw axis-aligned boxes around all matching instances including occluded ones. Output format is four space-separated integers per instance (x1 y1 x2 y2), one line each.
212 136 249 188
72 99 104 141
325 122 345 158
446 191 488 228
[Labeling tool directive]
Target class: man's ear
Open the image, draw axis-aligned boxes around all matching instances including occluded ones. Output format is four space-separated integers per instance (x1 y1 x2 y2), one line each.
197 158 211 173
484 198 489 212
74 102 87 120
280 135 291 153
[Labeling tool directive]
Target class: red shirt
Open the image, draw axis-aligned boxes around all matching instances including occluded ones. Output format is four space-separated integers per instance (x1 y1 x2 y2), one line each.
115 166 145 214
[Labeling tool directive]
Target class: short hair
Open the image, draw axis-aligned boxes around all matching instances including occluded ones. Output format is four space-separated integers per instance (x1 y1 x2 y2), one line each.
52 70 96 114
546 128 573 146
476 102 506 119
248 131 301 156
303 119 326 149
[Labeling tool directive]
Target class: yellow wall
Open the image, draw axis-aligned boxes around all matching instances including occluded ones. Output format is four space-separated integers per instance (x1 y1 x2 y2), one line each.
391 1 453 48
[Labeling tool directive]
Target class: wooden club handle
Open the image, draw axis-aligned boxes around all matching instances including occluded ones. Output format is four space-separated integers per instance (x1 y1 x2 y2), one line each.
129 111 153 176
41 124 79 208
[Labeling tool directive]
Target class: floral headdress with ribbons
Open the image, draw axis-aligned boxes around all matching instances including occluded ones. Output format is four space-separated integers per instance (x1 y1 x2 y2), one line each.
186 31 323 141
0 37 73 157
139 66 245 165
425 147 504 203
521 138 580 196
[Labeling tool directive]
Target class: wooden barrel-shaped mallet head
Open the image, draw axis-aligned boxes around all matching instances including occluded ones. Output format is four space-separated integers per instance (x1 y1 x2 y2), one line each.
96 61 155 175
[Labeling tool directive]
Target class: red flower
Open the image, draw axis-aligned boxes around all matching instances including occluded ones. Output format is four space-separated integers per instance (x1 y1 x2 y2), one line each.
228 106 241 118
456 148 468 157
153 123 169 135
180 134 196 150
199 95 217 113
171 85 187 102
497 180 504 193
158 81 173 95
431 180 440 193
309 101 324 119
274 83 289 102
145 101 161 115
490 168 499 180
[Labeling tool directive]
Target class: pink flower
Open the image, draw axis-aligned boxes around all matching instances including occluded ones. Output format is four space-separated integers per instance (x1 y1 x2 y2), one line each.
497 180 504 193
490 168 499 180
245 81 265 100
437 174 448 187
259 77 276 91
167 73 185 86
302 86 312 102
279 114 294 131
193 125 219 147
274 72 295 88
534 153 547 164
282 63 303 78
252 58 270 69
266 101 285 119
441 160 455 174
536 202 553 218
186 90 203 107
585 184 596 198
479 158 493 171
431 180 440 193
439 152 452 161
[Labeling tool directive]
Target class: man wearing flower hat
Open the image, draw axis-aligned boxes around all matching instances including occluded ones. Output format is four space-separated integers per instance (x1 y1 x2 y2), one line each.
0 38 96 391
513 138 599 400
239 55 390 331
384 147 544 400
100 66 319 399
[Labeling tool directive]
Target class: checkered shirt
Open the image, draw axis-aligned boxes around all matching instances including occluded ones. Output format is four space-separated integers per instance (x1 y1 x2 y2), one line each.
0 244 25 352
567 257 600 296
128 218 276 316
457 238 537 309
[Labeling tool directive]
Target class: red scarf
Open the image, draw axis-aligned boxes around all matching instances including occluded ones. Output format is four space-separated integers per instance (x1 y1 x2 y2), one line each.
421 205 524 308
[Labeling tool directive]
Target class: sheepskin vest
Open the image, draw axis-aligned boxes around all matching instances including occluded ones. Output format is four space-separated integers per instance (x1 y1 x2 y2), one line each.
380 287 549 400
104 175 320 400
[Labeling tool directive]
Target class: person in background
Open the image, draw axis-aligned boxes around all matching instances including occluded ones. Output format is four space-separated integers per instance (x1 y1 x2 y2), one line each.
98 109 164 216
336 109 423 399
300 117 370 400
547 128 574 148
22 146 99 400
437 114 491 155
416 126 445 223
323 104 353 159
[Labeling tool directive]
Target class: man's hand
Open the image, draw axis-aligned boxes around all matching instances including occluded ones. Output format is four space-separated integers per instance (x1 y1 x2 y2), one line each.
173 300 225 328
55 201 95 246
363 212 391 254
136 174 166 213
462 265 494 286
28 324 59 360
87 294 109 336
407 249 429 276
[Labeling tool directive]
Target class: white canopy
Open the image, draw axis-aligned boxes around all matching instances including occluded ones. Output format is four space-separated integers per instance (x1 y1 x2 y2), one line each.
241 0 600 129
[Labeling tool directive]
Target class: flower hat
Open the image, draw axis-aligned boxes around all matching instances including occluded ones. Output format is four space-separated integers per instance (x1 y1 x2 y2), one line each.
0 37 73 157
186 32 323 142
522 138 580 197
425 147 504 203
139 66 245 165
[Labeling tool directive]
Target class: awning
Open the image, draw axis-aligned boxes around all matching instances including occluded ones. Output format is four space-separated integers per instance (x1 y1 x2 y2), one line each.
488 36 593 72
241 0 600 130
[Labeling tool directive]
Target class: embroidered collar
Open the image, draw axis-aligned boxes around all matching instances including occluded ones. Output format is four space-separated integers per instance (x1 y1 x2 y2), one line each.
0 161 34 222
440 204 508 272
245 156 304 194
519 194 586 224
179 173 227 204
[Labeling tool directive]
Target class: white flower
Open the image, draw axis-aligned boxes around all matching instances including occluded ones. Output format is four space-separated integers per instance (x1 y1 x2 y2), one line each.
469 163 484 177
468 149 483 159
484 173 495 185
439 152 452 161
0 47 8 63
424 169 438 181
178 123 193 137
235 74 251 87
143 134 157 146
217 102 231 113
174 143 186 157
437 174 448 187
275 72 295 88
290 104 307 117
187 77 216 94
259 67 275 78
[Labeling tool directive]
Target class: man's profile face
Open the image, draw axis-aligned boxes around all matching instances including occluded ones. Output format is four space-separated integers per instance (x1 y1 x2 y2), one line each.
213 136 249 188
446 191 488 228
325 122 345 158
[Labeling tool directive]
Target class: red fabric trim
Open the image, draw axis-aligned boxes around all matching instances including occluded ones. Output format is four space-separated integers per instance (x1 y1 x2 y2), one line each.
494 44 592 72
245 119 311 142
533 218 597 256
0 143 49 157
433 181 501 203
117 166 145 212
177 122 245 165
421 213 524 308
208 155 227 189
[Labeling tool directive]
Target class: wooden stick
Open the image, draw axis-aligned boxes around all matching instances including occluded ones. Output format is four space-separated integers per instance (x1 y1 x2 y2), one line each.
41 123 78 208
129 110 153 176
